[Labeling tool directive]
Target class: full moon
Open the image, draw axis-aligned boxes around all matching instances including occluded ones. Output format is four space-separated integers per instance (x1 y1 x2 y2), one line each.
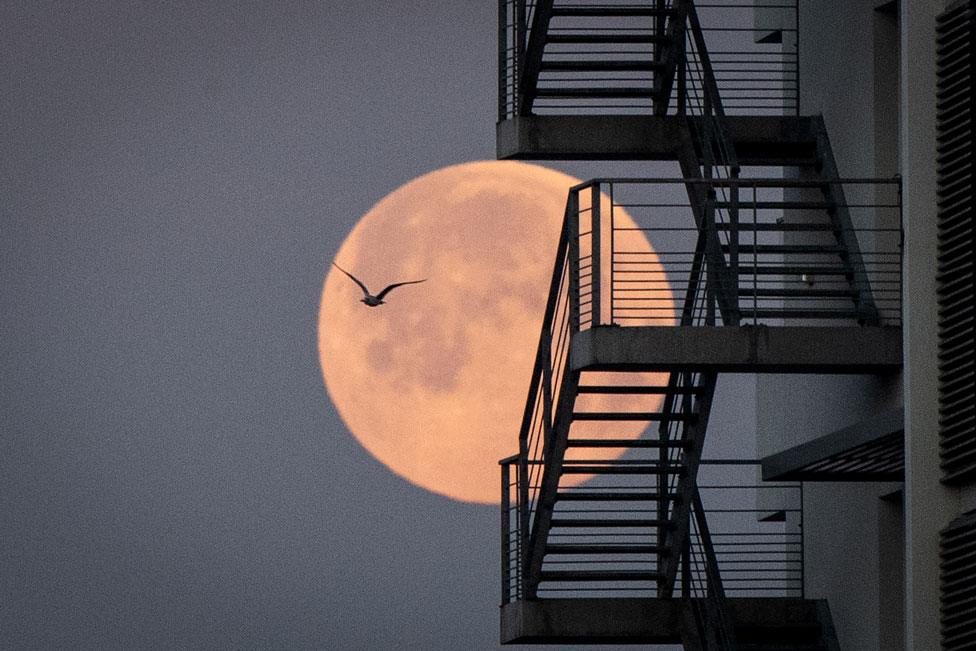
318 161 668 504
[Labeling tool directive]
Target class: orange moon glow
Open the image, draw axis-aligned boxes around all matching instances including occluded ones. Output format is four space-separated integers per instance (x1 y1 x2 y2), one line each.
318 161 669 503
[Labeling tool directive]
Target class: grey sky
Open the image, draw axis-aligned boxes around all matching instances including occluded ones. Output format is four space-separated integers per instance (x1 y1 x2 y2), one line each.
1 2 752 648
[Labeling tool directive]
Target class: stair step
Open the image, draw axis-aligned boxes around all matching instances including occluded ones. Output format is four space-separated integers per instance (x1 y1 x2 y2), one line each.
573 412 697 422
561 464 685 475
556 491 680 502
550 518 671 527
546 34 671 45
541 60 666 72
540 570 665 582
737 288 857 298
577 385 704 395
713 222 835 232
545 543 669 555
551 7 675 17
567 438 689 448
535 86 658 99
711 200 835 210
738 308 862 319
735 265 852 276
721 244 846 255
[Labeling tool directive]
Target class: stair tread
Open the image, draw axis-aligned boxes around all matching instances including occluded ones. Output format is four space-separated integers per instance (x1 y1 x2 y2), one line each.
550 518 671 527
573 411 697 421
539 570 665 581
711 200 835 210
561 464 685 475
567 438 688 448
545 543 669 554
535 86 659 98
737 288 857 298
735 265 852 276
551 7 675 16
713 222 836 232
546 34 670 45
541 60 666 72
556 491 680 501
722 244 846 254
577 385 704 395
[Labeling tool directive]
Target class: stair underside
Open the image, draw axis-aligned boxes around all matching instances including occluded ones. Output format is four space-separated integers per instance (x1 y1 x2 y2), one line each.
501 597 834 646
497 115 820 162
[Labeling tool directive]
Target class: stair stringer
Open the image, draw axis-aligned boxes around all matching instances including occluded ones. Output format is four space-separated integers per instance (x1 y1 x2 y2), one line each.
816 600 842 651
654 0 690 116
523 366 581 599
677 125 741 324
659 371 720 597
809 115 881 325
516 0 556 116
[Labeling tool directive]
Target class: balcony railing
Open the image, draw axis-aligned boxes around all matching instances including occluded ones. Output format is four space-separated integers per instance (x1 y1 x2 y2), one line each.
501 459 803 603
497 0 798 119
569 177 903 328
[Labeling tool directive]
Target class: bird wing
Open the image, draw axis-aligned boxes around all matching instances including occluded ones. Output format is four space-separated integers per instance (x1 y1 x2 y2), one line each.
375 279 426 300
332 262 371 296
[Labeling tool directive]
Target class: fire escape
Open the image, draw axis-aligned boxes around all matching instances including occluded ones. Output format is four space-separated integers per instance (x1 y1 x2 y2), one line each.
496 1 903 649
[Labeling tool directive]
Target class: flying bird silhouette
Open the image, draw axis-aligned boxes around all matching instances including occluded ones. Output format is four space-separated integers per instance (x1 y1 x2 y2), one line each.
332 262 426 307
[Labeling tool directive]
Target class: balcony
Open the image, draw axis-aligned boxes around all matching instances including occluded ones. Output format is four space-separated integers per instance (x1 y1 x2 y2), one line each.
559 176 903 373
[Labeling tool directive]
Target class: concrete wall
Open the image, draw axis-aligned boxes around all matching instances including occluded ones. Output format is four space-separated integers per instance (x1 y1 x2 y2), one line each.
755 1 909 649
755 1 976 649
900 1 959 650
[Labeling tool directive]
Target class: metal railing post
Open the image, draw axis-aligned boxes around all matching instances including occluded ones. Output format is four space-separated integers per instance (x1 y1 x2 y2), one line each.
609 182 615 324
498 0 508 121
591 184 602 326
501 460 511 605
568 190 581 332
515 0 526 115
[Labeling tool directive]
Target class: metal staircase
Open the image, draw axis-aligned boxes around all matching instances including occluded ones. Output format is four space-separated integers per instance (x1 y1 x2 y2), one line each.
513 1 685 116
497 1 901 648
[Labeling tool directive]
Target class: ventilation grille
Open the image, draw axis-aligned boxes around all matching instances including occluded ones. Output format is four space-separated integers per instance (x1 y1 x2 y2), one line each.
936 0 976 485
941 510 976 650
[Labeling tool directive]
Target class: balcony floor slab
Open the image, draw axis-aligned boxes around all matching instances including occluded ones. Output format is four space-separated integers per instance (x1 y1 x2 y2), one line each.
570 325 903 373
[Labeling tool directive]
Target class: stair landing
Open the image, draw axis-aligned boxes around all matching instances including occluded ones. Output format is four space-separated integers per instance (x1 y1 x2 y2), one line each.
501 597 836 648
571 325 903 374
497 115 819 162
